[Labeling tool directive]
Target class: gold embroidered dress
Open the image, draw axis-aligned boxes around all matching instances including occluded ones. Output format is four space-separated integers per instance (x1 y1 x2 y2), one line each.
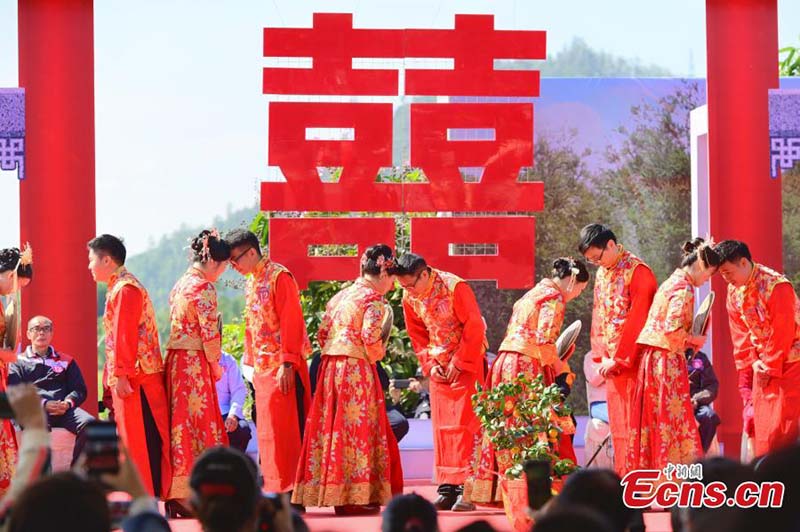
164 268 227 499
292 278 398 507
626 269 702 472
465 278 573 503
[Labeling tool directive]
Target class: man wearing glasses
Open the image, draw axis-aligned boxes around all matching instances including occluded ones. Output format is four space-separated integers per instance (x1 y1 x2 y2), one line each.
578 224 656 476
225 228 311 505
8 315 95 465
389 253 487 512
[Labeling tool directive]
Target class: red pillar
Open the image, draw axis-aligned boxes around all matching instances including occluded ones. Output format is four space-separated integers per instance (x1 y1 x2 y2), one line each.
18 0 97 415
705 0 780 458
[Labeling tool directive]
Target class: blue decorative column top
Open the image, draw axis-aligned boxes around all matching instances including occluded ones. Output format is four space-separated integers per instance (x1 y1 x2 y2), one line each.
0 88 25 180
769 89 800 179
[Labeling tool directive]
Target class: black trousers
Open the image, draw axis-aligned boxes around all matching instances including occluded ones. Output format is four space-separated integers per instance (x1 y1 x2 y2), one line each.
47 407 95 466
222 411 253 453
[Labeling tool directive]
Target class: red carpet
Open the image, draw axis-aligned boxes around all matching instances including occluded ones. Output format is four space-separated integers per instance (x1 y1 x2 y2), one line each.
164 479 672 531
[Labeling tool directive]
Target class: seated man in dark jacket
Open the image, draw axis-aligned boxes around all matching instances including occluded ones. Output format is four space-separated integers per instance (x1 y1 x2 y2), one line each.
686 349 721 453
8 316 95 465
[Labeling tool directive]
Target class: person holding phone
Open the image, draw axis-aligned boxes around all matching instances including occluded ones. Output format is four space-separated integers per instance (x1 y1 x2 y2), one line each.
0 246 33 499
625 239 718 472
464 258 589 506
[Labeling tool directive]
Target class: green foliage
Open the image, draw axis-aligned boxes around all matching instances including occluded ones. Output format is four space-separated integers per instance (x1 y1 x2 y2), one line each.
521 134 610 416
247 211 420 385
783 165 800 286
472 372 578 479
779 39 800 77
222 321 246 362
595 81 700 282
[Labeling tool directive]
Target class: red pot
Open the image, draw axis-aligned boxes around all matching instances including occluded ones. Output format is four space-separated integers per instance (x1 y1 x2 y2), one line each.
499 478 534 532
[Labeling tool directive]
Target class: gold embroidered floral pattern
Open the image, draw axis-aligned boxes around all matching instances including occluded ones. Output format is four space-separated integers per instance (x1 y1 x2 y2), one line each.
404 269 466 367
103 267 164 387
165 269 227 499
243 258 311 373
498 279 565 365
292 357 394 507
728 263 800 370
591 247 648 360
626 269 702 472
317 278 388 363
637 269 694 353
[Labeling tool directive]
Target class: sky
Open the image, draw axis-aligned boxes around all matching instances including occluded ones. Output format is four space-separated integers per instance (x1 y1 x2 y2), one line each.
1 0 799 255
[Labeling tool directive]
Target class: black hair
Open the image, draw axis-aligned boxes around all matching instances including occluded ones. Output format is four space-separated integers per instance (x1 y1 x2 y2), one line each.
381 493 438 532
680 238 721 268
87 234 127 265
224 228 262 257
671 457 753 532
190 230 231 263
0 248 20 274
578 224 617 253
17 263 32 280
714 240 752 265
748 443 800 532
387 252 428 277
8 472 110 532
552 257 590 283
361 244 394 276
190 447 259 532
552 469 632 532
0 247 32 280
532 506 615 532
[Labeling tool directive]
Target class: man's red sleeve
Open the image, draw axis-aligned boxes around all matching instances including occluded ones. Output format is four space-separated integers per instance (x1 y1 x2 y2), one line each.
613 265 657 368
727 290 757 373
274 271 307 368
112 285 143 378
451 283 486 375
762 282 797 378
403 298 434 376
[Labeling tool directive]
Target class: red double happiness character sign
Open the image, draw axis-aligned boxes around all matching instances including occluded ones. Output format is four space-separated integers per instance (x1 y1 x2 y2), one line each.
261 13 545 289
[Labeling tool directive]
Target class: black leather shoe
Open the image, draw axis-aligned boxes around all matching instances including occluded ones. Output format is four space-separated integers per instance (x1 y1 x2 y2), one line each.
433 484 457 511
334 504 381 516
164 499 195 519
286 491 306 513
290 502 306 514
451 495 475 512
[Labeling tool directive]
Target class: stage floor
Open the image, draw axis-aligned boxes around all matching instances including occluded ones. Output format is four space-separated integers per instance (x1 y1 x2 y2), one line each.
163 480 673 531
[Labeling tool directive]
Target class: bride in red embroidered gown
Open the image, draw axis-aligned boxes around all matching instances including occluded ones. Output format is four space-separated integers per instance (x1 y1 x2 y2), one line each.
626 239 720 472
292 244 401 515
465 257 589 504
0 246 32 498
164 230 230 516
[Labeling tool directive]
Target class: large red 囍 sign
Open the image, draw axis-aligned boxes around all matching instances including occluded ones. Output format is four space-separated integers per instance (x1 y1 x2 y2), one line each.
261 13 545 288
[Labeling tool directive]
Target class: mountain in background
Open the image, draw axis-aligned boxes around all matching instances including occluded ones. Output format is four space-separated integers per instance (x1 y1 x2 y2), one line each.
98 205 258 343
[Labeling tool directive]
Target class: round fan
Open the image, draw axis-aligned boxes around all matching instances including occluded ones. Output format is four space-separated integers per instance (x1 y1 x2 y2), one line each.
556 320 582 360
